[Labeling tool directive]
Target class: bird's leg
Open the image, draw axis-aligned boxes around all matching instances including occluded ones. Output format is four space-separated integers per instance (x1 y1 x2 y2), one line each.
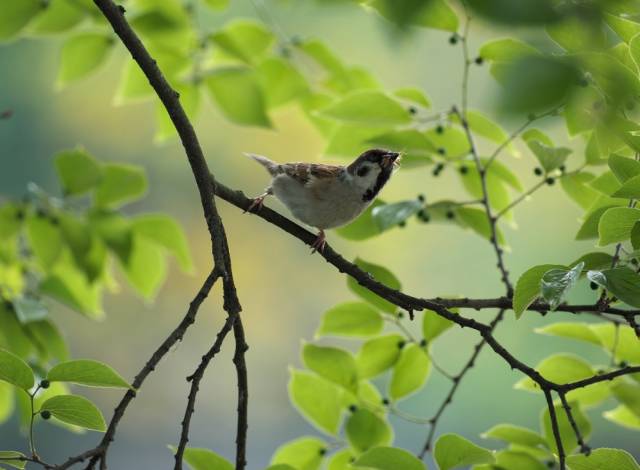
245 187 273 213
310 229 326 254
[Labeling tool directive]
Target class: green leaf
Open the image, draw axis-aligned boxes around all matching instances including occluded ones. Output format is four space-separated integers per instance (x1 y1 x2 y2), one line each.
202 0 229 10
155 83 201 142
540 262 583 311
543 401 592 454
41 394 106 431
567 448 640 470
612 174 640 199
28 0 85 35
590 324 640 363
372 200 422 231
170 447 233 470
569 252 614 272
479 38 539 62
422 309 454 342
0 382 14 425
597 206 640 245
522 128 553 147
58 213 106 283
367 0 458 31
513 264 563 318
611 381 640 418
560 172 599 210
95 163 147 208
0 349 34 390
546 17 606 52
132 214 192 272
389 344 430 400
356 334 403 379
205 67 271 128
58 33 113 85
302 344 358 393
454 110 511 149
394 87 430 108
114 59 153 105
434 433 495 470
353 446 425 470
588 268 640 308
54 149 103 196
257 57 309 109
288 369 344 435
123 235 167 300
515 354 609 407
609 154 640 183
27 319 69 363
0 204 22 240
493 450 547 470
27 215 63 269
481 424 547 448
577 206 618 240
211 19 274 64
526 140 571 173
534 322 601 346
605 14 640 42
346 409 393 452
456 207 506 245
0 451 26 470
604 405 640 430
327 449 355 470
0 0 44 40
47 359 130 389
271 437 326 470
347 258 401 314
424 126 469 157
319 91 411 126
336 200 385 240
316 301 383 338
484 159 524 191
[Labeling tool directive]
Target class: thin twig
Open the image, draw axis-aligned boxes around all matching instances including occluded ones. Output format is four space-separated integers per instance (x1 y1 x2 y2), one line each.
545 389 566 470
558 392 591 455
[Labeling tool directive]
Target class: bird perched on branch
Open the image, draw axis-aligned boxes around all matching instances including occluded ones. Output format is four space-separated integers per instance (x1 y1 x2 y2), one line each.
246 148 400 252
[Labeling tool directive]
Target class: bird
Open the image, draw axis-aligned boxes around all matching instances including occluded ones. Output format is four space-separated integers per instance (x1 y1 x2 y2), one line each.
245 148 400 252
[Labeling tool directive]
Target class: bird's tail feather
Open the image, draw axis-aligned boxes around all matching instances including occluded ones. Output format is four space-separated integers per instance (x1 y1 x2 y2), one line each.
245 153 280 176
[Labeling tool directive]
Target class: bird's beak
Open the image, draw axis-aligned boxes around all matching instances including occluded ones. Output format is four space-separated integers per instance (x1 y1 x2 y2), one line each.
381 151 400 169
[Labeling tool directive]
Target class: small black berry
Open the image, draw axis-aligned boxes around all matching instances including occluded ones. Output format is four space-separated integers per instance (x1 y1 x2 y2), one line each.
382 398 390 406
474 56 484 65
40 379 50 389
590 281 598 290
546 177 555 185
417 194 426 203
319 448 327 456
421 213 431 223
597 369 605 375
446 210 455 219
436 125 444 134
534 167 543 176
409 106 418 115
398 221 406 228
620 361 628 368
348 404 357 413
459 165 468 175
546 461 555 468
397 340 406 349
631 258 638 266
36 208 46 218
40 410 51 420
15 210 25 221
419 338 427 347
559 165 566 173
397 312 404 319
437 147 446 156
579 78 589 87
449 35 458 45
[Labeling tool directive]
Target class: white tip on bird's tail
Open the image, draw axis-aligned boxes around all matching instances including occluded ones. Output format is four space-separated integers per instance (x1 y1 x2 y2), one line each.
244 152 280 176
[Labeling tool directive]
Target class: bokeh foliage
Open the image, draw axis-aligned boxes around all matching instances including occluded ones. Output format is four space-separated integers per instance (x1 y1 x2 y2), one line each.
1 0 640 469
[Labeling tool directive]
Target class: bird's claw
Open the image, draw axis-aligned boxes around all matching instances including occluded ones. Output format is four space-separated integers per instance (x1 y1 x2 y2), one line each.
245 195 266 213
310 231 326 254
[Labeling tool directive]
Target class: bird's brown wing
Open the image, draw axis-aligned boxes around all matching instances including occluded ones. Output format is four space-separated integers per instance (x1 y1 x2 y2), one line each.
281 163 344 185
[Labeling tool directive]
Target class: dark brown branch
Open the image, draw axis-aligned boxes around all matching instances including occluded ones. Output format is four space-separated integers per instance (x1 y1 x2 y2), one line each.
174 313 239 469
545 390 566 470
232 319 249 469
558 392 590 455
559 365 640 391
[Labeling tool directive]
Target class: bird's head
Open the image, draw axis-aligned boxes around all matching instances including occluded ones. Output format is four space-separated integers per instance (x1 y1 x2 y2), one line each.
347 148 400 202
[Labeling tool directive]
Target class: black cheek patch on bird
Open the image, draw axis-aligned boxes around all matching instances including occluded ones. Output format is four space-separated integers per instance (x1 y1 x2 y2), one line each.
362 168 392 202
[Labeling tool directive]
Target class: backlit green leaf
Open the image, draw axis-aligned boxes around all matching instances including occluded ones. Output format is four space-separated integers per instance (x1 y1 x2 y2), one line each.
257 57 309 108
54 149 103 196
170 447 233 470
123 235 167 300
356 334 403 379
540 262 583 310
609 154 640 183
434 433 495 470
271 437 326 470
567 448 640 470
394 87 431 108
527 140 571 173
422 309 455 342
611 381 640 418
211 19 274 64
604 405 640 430
0 451 26 470
0 349 34 390
372 200 422 231
319 91 411 126
534 322 601 346
132 214 192 272
598 207 640 245
206 67 271 128
202 0 229 10
41 394 106 431
353 446 425 470
58 33 113 85
95 163 147 208
28 0 85 35
612 174 640 199
302 344 358 393
541 402 591 454
588 268 640 308
389 344 430 400
347 258 401 314
367 0 458 31
288 369 344 435
481 424 547 448
316 302 383 338
0 0 44 40
47 359 130 389
513 264 563 318
346 408 393 452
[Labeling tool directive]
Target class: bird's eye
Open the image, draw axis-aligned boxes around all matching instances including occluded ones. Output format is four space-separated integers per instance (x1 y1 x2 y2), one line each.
357 166 370 177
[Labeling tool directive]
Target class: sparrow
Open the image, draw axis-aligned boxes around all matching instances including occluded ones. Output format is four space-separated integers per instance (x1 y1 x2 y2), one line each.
245 148 400 252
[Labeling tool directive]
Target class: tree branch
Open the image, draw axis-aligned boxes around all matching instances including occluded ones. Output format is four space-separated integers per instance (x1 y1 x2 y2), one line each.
558 392 591 455
545 389 566 470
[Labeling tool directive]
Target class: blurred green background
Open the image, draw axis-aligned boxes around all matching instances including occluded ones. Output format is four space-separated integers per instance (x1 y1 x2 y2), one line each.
0 0 637 467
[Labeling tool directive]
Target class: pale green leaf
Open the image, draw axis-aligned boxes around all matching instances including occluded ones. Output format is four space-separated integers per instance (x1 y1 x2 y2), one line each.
566 448 639 470
58 33 113 85
0 451 26 470
479 38 539 62
336 200 385 240
316 302 383 338
481 424 547 448
132 214 192 272
356 334 403 379
288 370 344 435
596 206 640 246
353 446 425 470
347 258 401 314
0 0 44 40
372 200 422 231
609 154 640 183
47 359 130 389
434 433 495 470
302 344 358 393
271 436 326 470
211 19 275 64
542 402 591 454
41 394 106 431
587 268 640 308
95 163 147 208
389 344 430 400
54 149 103 196
0 349 34 390
319 91 411 126
612 174 640 199
346 408 393 452
170 446 233 470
